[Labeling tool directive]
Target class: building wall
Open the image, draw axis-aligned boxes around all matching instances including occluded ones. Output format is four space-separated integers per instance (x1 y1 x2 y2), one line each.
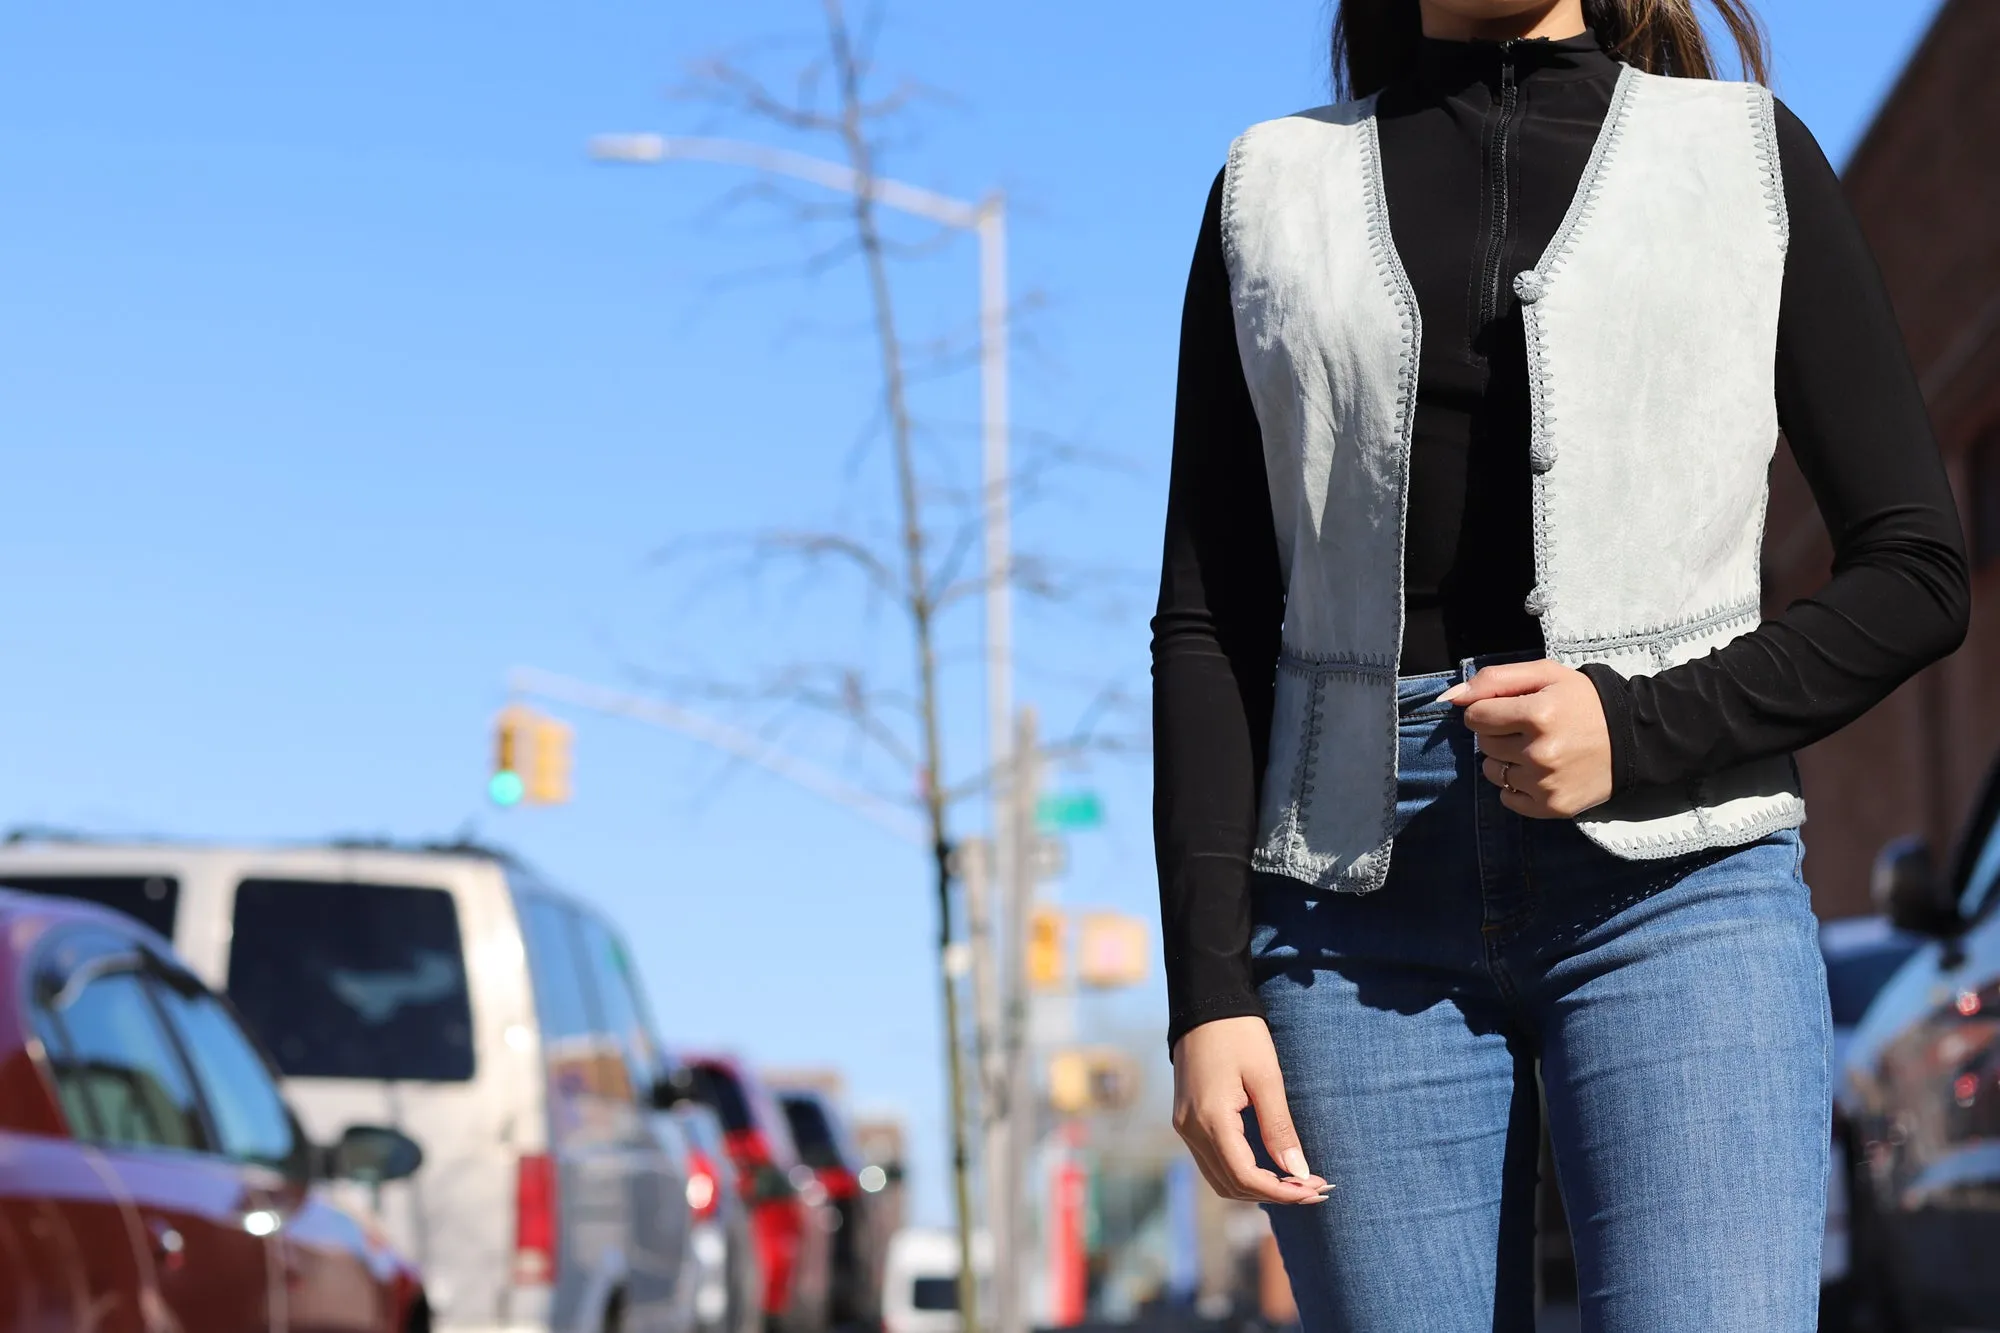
1763 0 2000 916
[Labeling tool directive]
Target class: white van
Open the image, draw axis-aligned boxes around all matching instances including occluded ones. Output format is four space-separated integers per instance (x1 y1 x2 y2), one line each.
880 1229 990 1333
0 837 698 1333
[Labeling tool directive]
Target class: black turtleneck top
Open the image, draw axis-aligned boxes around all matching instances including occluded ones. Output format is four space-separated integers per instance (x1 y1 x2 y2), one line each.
1154 34 1970 1047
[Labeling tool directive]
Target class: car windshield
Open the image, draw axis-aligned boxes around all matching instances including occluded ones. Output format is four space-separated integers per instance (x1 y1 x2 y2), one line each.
227 878 475 1081
0 875 179 939
781 1094 844 1169
1826 942 1921 1028
690 1063 753 1133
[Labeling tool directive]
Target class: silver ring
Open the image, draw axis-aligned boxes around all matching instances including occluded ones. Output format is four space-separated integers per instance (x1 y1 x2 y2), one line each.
1499 761 1518 794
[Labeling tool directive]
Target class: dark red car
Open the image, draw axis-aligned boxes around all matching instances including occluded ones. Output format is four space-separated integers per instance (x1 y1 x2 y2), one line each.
683 1055 833 1333
776 1087 887 1329
0 889 429 1332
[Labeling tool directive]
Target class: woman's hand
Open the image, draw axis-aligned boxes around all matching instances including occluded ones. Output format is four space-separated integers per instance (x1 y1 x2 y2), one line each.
1171 1016 1329 1204
1440 659 1614 818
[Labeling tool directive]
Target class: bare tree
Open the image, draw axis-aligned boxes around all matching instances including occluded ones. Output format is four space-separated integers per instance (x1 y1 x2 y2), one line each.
642 5 1147 1326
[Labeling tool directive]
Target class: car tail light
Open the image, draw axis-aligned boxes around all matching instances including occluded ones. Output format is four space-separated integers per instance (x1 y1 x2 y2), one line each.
819 1166 860 1201
513 1153 558 1286
687 1149 722 1222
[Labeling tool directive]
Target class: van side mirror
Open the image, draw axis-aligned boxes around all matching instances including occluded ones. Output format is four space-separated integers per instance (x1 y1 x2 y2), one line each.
327 1125 425 1184
1873 836 1958 937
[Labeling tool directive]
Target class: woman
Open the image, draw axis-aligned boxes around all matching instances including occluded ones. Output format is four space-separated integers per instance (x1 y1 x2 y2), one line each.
1153 0 1970 1328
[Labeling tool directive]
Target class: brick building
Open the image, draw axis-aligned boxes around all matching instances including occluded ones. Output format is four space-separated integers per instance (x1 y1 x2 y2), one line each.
1765 0 2000 917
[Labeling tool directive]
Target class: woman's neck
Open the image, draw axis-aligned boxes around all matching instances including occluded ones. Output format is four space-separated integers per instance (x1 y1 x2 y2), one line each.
1418 1 1589 43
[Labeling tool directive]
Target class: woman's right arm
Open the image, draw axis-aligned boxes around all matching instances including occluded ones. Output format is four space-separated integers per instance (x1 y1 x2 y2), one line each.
1154 170 1323 1205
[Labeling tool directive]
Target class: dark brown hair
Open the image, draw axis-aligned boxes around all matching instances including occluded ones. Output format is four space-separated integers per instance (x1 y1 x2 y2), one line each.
1331 0 1770 98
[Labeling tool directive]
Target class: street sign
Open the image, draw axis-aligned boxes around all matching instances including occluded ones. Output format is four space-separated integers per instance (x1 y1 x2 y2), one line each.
1035 791 1103 832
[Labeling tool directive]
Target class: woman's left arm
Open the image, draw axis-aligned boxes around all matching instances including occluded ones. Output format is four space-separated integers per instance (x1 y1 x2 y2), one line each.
1454 99 1971 810
1581 99 1970 793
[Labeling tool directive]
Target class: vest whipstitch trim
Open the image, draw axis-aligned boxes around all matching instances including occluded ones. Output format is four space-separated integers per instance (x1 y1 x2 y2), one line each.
1225 66 1804 893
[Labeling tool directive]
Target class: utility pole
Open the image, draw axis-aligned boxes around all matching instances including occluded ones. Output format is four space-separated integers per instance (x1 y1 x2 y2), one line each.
999 705 1041 1333
962 835 1007 1333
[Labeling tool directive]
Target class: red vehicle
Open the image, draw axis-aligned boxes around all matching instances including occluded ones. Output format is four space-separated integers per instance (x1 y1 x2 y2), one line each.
0 889 429 1332
683 1055 833 1333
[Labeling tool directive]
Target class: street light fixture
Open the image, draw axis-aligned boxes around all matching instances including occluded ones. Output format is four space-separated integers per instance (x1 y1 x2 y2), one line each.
591 130 1024 1333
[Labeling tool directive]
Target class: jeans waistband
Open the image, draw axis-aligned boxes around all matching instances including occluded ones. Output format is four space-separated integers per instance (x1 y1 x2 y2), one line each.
1397 650 1541 714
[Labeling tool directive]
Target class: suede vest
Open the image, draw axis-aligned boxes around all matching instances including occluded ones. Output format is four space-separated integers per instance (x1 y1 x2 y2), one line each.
1224 65 1804 894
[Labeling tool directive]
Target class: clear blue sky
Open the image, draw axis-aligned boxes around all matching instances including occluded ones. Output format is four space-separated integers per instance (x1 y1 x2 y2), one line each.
0 0 1942 1222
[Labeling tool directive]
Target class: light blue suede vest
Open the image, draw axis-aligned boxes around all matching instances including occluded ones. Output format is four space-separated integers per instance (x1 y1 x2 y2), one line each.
1224 65 1804 894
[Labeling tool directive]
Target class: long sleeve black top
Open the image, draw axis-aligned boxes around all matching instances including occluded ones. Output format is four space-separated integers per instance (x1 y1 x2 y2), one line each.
1153 32 1971 1049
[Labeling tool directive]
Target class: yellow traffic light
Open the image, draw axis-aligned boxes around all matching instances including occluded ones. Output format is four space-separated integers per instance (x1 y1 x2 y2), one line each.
527 715 574 805
490 705 572 807
491 705 530 807
1028 906 1067 992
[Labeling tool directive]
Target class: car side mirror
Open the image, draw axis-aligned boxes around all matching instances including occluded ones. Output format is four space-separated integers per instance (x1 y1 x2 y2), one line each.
327 1125 424 1184
1873 835 1958 937
748 1163 797 1205
650 1067 695 1111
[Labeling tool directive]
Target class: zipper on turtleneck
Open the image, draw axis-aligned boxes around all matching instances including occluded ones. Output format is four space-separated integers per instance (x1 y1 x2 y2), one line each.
1476 40 1525 331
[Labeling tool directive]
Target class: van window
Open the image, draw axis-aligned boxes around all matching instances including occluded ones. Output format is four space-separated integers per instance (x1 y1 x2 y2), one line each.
521 896 635 1113
521 897 595 1042
911 1277 960 1311
0 875 179 939
577 915 661 1101
227 879 475 1082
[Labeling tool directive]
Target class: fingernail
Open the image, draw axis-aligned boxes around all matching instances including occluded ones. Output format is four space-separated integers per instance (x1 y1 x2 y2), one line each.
1280 1149 1311 1180
1438 683 1467 704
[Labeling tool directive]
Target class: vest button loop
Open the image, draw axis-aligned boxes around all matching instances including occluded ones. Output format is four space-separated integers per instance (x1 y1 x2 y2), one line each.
1512 270 1547 304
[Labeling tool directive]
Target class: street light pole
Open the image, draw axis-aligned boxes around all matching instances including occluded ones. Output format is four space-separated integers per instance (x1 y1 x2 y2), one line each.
591 132 1021 1332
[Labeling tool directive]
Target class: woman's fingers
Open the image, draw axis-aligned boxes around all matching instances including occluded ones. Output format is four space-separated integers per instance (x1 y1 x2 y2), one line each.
1172 1016 1328 1204
1209 1112 1326 1204
1242 1058 1331 1199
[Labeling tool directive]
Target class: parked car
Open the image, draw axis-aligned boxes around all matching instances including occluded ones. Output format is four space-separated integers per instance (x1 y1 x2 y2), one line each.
1836 750 2000 1333
880 1229 988 1333
0 837 700 1333
683 1055 834 1333
1817 915 1923 1321
659 1091 762 1333
776 1086 887 1328
0 887 428 1332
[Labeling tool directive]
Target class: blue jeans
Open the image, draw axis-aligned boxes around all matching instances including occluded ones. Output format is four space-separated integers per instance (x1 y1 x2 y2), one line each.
1254 663 1830 1332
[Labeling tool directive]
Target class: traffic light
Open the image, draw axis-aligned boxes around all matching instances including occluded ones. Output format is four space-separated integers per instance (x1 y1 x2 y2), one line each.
1027 906 1067 992
526 714 573 805
490 705 573 807
490 705 529 807
1047 1048 1141 1115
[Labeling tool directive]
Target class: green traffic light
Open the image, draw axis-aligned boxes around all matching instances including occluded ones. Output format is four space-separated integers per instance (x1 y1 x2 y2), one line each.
489 770 525 807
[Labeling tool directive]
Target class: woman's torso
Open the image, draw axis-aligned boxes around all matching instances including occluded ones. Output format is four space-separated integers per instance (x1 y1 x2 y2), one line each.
1382 33 1618 672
